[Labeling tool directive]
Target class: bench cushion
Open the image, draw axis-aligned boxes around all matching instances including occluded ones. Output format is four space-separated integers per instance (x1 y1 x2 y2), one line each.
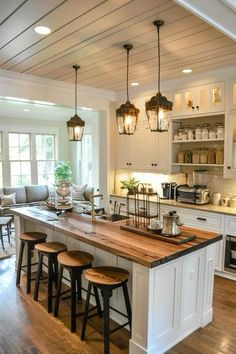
25 185 49 203
4 187 27 204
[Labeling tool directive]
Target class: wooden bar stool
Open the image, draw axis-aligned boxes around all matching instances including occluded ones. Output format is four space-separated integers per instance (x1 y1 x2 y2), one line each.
81 266 132 354
54 250 99 333
33 242 67 313
16 231 47 294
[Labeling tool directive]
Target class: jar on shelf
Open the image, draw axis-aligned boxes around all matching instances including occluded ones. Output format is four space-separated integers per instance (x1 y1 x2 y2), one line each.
184 150 192 163
200 149 208 164
201 124 209 139
209 127 216 139
177 128 183 140
192 149 200 164
207 149 216 164
182 125 190 140
187 128 194 140
177 150 185 163
216 124 224 139
195 125 202 140
215 148 224 164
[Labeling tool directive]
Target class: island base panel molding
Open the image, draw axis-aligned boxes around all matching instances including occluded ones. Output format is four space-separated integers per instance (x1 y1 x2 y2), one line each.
129 244 216 354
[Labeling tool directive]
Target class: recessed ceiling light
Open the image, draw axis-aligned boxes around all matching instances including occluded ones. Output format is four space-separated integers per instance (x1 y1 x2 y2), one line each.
24 109 30 112
131 82 139 86
182 68 192 74
34 26 51 35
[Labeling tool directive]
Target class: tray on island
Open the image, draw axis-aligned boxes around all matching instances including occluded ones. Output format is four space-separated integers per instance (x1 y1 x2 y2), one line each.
120 225 196 244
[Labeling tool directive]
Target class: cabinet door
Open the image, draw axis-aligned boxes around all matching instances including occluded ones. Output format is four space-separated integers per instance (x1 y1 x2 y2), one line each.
224 113 236 178
198 82 224 114
227 79 236 110
145 130 169 172
173 88 196 117
172 82 224 117
117 126 146 170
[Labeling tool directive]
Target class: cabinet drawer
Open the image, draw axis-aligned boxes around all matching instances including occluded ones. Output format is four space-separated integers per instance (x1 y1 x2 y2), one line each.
160 205 222 231
225 216 236 235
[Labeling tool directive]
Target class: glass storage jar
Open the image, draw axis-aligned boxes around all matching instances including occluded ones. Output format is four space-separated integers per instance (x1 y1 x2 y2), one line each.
184 150 192 163
187 128 194 140
201 125 209 139
215 148 224 164
192 149 200 164
177 150 185 163
216 124 224 139
207 149 216 164
209 127 216 139
195 125 202 140
200 149 208 164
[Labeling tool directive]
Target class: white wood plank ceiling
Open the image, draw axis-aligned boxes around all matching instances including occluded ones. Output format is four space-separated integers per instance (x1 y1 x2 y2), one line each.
1 0 236 92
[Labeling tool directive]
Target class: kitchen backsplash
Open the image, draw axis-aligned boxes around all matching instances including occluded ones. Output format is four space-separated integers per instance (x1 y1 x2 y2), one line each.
114 170 236 199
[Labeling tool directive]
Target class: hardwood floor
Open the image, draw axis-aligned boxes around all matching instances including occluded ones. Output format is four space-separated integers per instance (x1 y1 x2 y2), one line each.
0 257 235 354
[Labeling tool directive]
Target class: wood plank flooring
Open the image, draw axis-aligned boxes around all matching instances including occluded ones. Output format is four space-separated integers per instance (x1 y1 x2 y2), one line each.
0 256 235 354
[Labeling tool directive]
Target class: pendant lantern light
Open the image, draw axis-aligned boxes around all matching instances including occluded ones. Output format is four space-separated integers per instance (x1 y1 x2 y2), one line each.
146 20 173 132
67 65 85 141
116 44 139 135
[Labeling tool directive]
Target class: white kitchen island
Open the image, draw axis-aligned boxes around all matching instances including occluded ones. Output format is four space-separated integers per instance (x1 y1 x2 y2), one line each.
12 206 222 354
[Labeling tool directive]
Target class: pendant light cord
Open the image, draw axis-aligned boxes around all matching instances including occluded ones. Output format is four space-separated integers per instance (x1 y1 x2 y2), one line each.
126 48 130 102
75 66 77 115
157 25 160 93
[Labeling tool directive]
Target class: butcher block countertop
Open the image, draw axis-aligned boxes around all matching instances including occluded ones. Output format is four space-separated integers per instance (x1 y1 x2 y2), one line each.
12 207 222 269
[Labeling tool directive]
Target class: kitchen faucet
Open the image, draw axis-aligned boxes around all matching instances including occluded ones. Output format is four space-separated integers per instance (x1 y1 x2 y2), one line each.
90 194 103 222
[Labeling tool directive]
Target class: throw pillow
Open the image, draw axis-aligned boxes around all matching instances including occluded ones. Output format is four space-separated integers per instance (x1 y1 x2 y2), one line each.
72 184 87 201
1 193 16 206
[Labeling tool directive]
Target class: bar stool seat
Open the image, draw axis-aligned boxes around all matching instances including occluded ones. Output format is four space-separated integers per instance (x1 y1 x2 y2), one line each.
81 266 132 354
35 242 67 254
33 242 67 313
16 231 47 294
54 250 97 333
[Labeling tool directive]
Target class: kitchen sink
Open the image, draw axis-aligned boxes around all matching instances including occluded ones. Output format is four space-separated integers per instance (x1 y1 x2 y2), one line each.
97 213 129 222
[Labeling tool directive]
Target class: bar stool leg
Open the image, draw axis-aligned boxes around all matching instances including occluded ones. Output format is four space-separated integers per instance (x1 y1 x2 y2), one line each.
77 272 82 304
53 256 58 288
16 241 25 286
26 242 32 293
81 282 92 340
122 282 132 333
54 265 63 317
47 255 54 313
103 288 110 354
93 286 102 316
7 223 11 243
0 227 4 251
34 253 43 301
70 269 77 332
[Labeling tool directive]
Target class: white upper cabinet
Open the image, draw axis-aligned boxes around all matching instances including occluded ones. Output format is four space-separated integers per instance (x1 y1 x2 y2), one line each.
224 113 236 178
227 79 236 111
172 82 224 117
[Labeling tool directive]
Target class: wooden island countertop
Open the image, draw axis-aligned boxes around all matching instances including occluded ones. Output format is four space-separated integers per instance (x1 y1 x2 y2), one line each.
12 206 222 268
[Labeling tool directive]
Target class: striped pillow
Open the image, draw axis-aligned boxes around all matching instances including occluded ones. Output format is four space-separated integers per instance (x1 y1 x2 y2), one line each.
72 184 87 201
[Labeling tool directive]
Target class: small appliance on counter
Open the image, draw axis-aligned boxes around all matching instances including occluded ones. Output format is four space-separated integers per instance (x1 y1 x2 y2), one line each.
176 184 210 205
161 182 177 199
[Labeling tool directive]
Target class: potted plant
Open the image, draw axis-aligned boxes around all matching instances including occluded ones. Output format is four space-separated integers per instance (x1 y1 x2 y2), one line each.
54 161 73 209
54 160 72 182
120 177 139 194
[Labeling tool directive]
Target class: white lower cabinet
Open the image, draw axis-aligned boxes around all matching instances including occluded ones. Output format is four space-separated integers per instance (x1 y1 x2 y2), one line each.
160 205 224 272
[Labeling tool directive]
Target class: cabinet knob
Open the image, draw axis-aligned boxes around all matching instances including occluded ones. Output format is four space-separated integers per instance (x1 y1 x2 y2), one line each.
155 163 157 166
196 105 199 110
192 106 195 110
151 163 154 166
227 166 231 169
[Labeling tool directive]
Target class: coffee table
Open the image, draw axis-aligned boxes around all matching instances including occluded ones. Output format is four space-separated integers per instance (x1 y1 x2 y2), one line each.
0 216 12 250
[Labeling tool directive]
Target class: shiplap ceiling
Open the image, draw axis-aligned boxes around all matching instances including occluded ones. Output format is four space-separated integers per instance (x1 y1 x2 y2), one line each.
1 0 236 93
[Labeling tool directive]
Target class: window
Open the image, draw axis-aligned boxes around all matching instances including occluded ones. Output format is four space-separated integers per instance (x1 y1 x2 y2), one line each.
36 134 56 184
0 133 3 187
9 133 31 186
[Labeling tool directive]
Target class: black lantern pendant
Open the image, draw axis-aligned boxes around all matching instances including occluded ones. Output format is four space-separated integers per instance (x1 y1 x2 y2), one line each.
67 65 85 141
116 44 139 135
146 20 173 132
